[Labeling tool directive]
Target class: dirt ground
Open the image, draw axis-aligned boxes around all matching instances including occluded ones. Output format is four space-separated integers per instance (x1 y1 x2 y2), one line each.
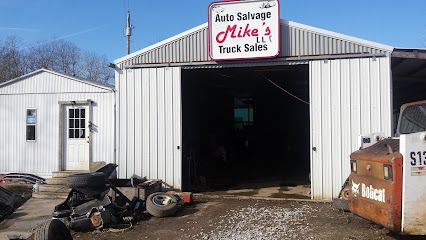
73 197 423 240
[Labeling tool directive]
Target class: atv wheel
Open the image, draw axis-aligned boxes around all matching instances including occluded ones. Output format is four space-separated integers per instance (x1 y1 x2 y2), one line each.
146 192 180 217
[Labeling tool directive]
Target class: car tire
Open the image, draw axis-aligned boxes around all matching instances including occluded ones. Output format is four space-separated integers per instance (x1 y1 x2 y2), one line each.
34 219 73 240
146 192 180 218
67 172 106 189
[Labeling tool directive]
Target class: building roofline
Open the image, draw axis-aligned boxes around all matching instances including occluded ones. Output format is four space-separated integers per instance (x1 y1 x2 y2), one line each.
0 69 115 91
393 48 426 51
114 20 395 65
282 20 394 52
114 22 208 64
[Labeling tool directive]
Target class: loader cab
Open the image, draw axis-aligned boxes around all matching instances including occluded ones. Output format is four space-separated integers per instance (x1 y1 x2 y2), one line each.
396 101 426 136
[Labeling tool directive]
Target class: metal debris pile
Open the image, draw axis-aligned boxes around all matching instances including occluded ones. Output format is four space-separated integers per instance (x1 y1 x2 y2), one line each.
34 164 186 240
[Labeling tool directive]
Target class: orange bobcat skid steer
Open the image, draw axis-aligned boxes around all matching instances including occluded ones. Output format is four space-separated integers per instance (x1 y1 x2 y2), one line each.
349 100 426 235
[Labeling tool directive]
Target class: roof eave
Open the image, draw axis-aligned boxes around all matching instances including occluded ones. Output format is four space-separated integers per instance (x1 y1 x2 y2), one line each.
0 69 115 91
114 22 208 65
0 69 45 88
282 20 394 52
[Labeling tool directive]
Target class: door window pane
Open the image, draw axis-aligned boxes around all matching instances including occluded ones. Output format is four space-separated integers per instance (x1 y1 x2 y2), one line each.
69 129 74 138
79 129 85 138
69 109 74 118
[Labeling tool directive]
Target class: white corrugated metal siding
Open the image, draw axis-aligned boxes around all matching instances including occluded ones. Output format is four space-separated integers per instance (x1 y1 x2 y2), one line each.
115 21 393 67
116 67 182 189
0 70 115 177
309 57 392 200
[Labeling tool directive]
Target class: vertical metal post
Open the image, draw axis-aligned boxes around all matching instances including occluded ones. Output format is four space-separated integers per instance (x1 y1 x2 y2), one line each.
125 11 132 55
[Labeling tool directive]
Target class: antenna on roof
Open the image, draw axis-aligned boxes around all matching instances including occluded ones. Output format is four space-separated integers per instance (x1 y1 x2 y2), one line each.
125 10 133 55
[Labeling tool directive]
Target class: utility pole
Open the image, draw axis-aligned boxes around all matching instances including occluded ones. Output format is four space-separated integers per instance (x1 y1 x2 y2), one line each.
125 10 133 55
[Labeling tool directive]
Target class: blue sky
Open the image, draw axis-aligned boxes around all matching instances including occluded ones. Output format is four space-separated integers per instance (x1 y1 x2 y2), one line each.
0 0 425 62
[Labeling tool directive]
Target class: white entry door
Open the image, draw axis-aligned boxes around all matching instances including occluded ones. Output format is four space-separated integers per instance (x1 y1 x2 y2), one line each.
64 105 90 170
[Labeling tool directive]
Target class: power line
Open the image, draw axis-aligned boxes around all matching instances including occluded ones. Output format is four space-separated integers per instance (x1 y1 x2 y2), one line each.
256 72 309 105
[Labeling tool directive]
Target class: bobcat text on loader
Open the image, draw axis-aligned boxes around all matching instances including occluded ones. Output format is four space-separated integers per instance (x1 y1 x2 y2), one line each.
349 100 426 235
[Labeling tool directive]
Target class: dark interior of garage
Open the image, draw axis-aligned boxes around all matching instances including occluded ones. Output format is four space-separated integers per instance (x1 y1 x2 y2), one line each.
392 49 426 134
181 65 310 193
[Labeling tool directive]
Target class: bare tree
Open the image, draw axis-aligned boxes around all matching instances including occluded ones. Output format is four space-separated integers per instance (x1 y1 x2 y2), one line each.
52 40 81 76
24 42 56 73
0 36 114 85
0 37 26 82
80 52 113 84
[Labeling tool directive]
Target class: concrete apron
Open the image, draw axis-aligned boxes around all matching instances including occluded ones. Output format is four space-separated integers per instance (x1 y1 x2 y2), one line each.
194 193 329 203
199 184 314 201
0 198 63 240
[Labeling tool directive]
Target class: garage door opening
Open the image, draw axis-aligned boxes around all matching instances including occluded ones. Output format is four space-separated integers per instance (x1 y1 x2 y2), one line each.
392 50 426 134
181 65 310 198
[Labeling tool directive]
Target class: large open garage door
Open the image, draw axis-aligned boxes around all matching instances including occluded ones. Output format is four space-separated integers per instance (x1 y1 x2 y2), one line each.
181 65 311 198
391 49 426 235
309 57 392 200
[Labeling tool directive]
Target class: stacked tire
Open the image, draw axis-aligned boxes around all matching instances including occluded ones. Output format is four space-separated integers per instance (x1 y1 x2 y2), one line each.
67 172 107 198
67 172 106 189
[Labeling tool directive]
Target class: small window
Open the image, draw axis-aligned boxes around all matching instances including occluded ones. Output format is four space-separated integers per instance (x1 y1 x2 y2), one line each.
234 97 254 129
26 109 37 141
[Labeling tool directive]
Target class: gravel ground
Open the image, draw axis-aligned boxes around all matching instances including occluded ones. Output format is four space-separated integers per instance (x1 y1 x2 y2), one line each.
191 204 314 240
74 197 423 240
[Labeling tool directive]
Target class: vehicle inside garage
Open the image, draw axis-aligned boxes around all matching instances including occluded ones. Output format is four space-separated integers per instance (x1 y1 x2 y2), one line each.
181 65 310 194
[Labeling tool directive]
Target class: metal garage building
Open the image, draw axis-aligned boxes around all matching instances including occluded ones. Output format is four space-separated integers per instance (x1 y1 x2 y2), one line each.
113 14 425 199
0 69 115 177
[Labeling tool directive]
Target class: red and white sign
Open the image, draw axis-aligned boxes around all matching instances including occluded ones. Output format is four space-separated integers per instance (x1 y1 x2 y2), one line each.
208 0 280 61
